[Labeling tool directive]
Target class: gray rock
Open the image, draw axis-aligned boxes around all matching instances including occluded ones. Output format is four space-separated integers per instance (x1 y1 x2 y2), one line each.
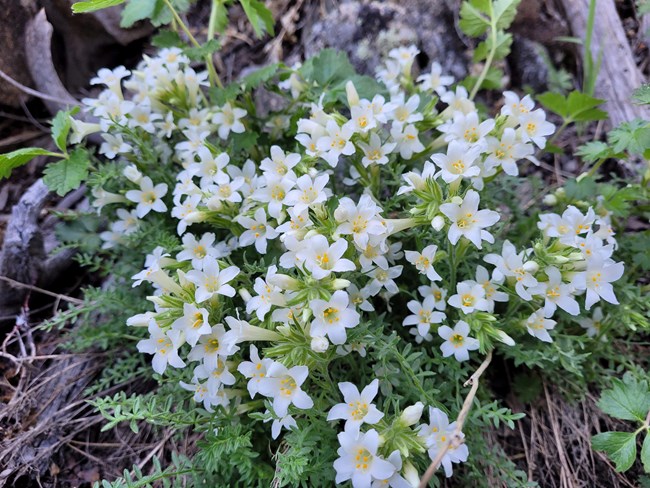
508 36 549 93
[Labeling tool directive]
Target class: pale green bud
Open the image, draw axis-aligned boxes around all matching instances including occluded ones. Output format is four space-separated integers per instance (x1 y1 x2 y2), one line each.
543 194 557 205
268 273 301 290
345 80 360 107
400 402 424 426
332 278 351 290
431 215 445 231
310 335 329 353
403 462 420 488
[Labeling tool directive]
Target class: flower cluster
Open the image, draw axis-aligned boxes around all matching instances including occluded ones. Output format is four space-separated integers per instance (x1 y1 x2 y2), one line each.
74 43 624 485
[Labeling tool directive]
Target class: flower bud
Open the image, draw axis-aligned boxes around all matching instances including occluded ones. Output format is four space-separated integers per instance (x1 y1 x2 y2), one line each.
268 273 301 290
185 211 208 224
239 288 253 302
123 164 143 184
543 194 557 205
206 196 224 212
346 80 360 107
126 312 154 327
400 401 424 426
549 255 569 264
331 278 351 290
148 270 184 295
568 252 584 262
311 335 329 353
403 462 420 488
431 215 445 231
522 261 539 274
451 196 463 205
494 329 516 346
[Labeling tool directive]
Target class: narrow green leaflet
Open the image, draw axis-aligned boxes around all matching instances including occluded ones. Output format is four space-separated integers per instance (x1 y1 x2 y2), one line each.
493 0 521 29
459 0 491 37
241 63 280 91
51 108 79 152
473 31 512 62
0 147 60 179
608 119 650 154
184 39 222 61
239 0 275 38
598 377 650 422
300 49 355 88
120 0 156 28
632 84 650 105
592 432 638 472
575 141 615 163
211 0 229 35
43 148 90 196
72 0 125 13
643 434 650 473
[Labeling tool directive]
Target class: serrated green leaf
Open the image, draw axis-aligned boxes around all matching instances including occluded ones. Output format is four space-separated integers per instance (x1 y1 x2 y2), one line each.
51 109 78 152
459 0 491 37
538 92 568 118
231 131 258 153
575 141 613 163
120 0 156 27
494 0 521 30
642 432 650 473
633 84 650 105
0 147 60 179
598 377 650 422
72 0 125 13
240 0 275 38
209 83 241 106
42 148 90 196
241 63 280 90
566 91 607 121
211 0 229 34
183 39 221 60
151 30 183 48
609 119 650 154
592 431 638 472
300 49 355 88
473 31 512 62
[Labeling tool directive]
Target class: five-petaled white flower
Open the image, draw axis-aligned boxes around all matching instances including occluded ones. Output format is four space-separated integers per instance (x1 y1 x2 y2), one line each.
176 232 219 270
188 323 239 370
185 257 239 302
171 302 212 347
125 176 168 218
525 309 556 342
448 281 490 314
529 266 579 317
238 345 274 398
327 379 384 428
236 207 279 254
571 257 624 309
310 290 361 344
431 140 483 183
438 320 479 362
258 362 314 417
212 102 246 139
302 235 356 279
418 407 469 478
284 173 329 214
405 244 442 281
137 320 185 374
403 297 446 337
439 190 500 249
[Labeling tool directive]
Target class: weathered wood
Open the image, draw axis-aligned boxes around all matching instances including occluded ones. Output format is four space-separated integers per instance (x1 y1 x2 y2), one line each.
561 0 650 126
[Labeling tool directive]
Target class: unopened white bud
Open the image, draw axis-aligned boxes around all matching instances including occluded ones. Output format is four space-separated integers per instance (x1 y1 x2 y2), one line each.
206 196 224 212
451 196 463 205
522 261 539 274
185 211 208 224
400 401 424 426
431 215 445 231
332 278 351 290
123 164 143 184
126 312 154 327
268 273 301 290
543 194 557 205
311 335 329 353
403 462 420 488
346 80 360 107
238 288 253 302
494 329 515 346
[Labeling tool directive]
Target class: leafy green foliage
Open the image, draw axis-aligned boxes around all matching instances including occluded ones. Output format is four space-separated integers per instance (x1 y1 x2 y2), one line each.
151 30 183 48
239 0 275 38
72 0 125 13
592 431 638 472
42 148 90 196
120 0 157 27
632 84 650 105
538 90 607 122
0 147 60 179
51 108 79 152
608 119 650 154
183 39 222 60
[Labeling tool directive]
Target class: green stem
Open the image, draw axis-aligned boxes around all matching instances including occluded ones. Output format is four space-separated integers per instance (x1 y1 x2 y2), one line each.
447 240 457 292
586 157 606 178
207 0 224 88
469 6 497 100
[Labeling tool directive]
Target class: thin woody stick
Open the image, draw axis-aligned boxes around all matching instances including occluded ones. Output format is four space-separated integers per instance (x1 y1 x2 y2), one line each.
418 351 493 487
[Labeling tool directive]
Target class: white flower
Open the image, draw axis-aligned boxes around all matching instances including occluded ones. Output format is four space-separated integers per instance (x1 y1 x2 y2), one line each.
475 265 508 313
350 104 377 133
236 207 279 254
317 119 356 167
275 207 313 238
358 132 396 167
441 86 476 116
246 268 287 320
578 307 606 340
265 411 298 439
501 91 535 122
525 309 556 342
390 124 425 159
538 206 595 245
137 320 185 374
391 94 423 126
171 302 212 347
403 297 446 337
258 362 313 416
284 173 329 213
484 128 535 175
348 284 375 312
327 379 384 428
237 345 274 398
188 323 239 370
212 102 246 139
438 320 480 362
112 208 139 235
176 232 219 270
484 240 538 300
448 281 490 314
99 133 132 159
370 450 411 488
185 257 239 302
311 335 330 352
439 190 500 249
335 195 386 248
333 426 396 488
125 176 168 218
439 111 494 145
430 140 482 183
366 265 403 296
571 257 624 309
251 174 295 219
260 145 301 178
529 266 579 317
405 245 442 281
418 407 469 478
302 235 356 279
418 283 447 310
192 361 236 395
400 402 425 426
518 109 555 148
417 62 454 95
310 290 360 344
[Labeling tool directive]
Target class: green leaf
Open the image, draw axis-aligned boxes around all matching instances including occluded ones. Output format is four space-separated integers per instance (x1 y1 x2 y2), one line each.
592 431 638 472
537 92 568 118
231 131 258 153
241 63 280 90
183 39 222 60
240 0 275 38
151 30 182 48
493 0 521 30
120 0 156 27
209 83 241 106
609 119 650 154
598 377 650 422
563 177 598 201
211 0 229 34
642 433 650 473
300 49 355 88
51 108 78 152
538 91 607 122
72 0 125 13
575 141 614 163
459 0 491 37
473 31 512 62
633 84 650 105
0 147 60 179
42 148 90 196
